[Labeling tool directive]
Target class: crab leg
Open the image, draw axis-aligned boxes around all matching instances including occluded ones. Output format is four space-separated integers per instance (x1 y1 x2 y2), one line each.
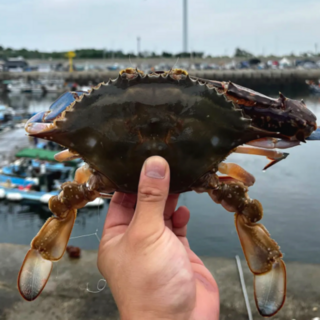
18 165 114 301
246 137 300 149
234 146 288 170
218 163 255 186
54 149 80 162
207 177 286 317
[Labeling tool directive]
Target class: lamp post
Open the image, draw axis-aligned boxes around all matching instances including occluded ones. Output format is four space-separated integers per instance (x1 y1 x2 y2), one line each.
183 0 188 52
137 37 141 57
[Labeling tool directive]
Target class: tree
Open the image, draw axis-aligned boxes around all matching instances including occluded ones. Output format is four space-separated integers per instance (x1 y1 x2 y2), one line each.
234 48 254 58
162 51 173 58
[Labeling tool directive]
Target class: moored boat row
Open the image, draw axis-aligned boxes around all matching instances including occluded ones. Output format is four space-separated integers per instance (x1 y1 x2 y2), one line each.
5 78 67 94
0 148 105 207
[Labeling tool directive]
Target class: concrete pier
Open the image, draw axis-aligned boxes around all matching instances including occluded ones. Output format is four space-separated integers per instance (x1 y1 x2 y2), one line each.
0 243 319 320
1 69 320 92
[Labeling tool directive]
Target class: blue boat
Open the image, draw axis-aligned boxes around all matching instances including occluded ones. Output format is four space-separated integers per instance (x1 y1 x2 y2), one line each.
0 148 104 206
0 174 37 187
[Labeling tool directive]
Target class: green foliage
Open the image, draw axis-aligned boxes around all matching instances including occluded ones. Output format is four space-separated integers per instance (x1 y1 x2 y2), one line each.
176 51 204 58
0 45 207 59
234 47 254 58
162 51 173 58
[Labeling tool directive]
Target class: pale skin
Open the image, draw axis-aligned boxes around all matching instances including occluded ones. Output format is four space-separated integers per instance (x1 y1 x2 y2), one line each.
98 156 219 320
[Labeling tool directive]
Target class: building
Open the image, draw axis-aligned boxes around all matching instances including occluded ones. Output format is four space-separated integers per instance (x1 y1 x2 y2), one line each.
0 59 5 71
4 57 28 71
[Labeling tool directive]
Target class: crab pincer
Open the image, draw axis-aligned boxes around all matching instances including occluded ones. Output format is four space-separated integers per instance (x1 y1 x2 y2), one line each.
19 68 317 317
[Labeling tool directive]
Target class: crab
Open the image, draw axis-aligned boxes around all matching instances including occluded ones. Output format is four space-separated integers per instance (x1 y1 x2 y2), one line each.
18 68 319 317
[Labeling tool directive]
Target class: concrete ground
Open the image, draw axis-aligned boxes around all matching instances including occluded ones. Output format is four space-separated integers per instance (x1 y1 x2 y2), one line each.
0 243 319 320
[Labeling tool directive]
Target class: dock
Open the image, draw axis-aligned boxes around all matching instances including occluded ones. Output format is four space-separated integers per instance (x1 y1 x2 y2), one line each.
1 69 320 92
0 243 319 320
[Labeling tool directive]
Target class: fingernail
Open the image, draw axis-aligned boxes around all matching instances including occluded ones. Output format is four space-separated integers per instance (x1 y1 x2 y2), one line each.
145 157 166 179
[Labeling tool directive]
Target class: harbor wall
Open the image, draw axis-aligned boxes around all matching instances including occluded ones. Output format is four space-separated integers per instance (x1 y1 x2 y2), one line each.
1 69 320 93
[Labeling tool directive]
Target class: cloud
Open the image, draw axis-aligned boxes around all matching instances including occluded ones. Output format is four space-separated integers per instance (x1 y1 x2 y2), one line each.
0 0 319 56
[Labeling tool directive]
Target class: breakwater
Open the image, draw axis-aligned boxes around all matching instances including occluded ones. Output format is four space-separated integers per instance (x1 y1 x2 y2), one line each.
1 69 320 93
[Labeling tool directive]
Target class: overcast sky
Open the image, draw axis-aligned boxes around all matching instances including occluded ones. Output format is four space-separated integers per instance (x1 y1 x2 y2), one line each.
0 0 319 56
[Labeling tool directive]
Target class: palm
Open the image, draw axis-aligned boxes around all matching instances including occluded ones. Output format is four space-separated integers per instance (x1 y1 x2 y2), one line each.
99 193 219 320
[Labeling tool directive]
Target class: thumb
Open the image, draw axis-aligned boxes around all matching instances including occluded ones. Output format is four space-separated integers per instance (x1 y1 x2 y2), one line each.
130 156 170 238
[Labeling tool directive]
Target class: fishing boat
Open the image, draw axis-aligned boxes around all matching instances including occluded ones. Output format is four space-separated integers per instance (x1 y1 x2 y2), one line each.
7 79 32 93
0 148 104 206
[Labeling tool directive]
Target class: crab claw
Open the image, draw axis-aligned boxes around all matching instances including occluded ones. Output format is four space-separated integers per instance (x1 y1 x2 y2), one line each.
45 91 86 122
24 111 52 134
306 126 320 140
25 91 86 135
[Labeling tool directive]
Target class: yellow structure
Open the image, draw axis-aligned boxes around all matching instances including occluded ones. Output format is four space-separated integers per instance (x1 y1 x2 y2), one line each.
65 51 76 72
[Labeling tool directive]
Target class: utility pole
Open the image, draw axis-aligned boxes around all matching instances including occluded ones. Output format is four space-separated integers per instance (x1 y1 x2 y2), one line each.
183 0 188 52
137 37 141 57
315 43 318 56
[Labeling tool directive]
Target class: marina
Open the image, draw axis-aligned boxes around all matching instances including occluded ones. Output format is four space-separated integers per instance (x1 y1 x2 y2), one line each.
0 79 320 319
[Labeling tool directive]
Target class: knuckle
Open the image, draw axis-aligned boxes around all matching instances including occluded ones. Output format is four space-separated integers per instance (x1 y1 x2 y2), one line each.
138 186 166 203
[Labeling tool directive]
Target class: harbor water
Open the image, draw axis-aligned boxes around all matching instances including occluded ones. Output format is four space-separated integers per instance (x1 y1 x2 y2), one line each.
1 91 320 264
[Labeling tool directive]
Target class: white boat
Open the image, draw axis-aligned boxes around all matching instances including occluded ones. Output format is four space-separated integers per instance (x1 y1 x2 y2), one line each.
30 80 44 94
41 78 67 93
7 79 32 93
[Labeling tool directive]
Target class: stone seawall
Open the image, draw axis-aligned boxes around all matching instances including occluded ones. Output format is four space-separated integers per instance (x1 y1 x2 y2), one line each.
1 69 320 93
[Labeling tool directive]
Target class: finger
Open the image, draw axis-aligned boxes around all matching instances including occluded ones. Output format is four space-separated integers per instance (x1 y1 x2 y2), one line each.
130 156 170 238
173 207 190 246
164 194 179 220
164 194 179 231
172 206 190 230
103 192 137 230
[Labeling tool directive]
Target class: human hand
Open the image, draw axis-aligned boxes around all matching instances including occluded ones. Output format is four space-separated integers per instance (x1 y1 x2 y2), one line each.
98 156 219 320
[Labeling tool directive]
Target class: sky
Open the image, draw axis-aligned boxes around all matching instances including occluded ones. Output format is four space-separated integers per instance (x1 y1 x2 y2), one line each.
0 0 319 57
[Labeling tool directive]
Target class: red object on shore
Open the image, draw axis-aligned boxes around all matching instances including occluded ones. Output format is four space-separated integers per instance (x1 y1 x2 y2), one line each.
66 246 81 258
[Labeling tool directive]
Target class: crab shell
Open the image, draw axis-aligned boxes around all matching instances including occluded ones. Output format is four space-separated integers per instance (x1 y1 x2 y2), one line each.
26 69 317 193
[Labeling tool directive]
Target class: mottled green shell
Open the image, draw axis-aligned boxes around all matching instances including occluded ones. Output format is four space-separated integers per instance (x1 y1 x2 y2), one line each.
37 74 262 193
